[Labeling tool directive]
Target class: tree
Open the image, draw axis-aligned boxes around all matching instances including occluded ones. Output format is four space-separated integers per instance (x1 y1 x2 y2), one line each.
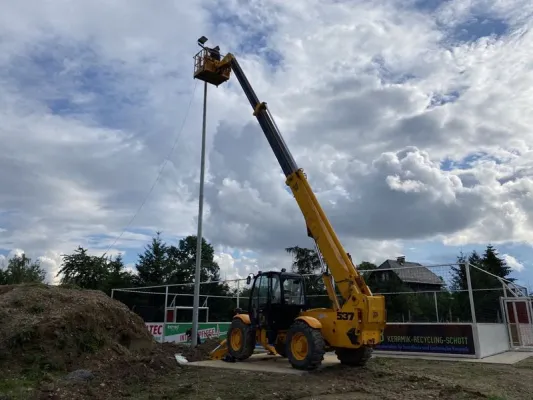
58 246 134 295
58 246 109 290
482 245 514 280
102 254 135 294
358 261 377 279
0 253 46 285
451 245 513 323
134 232 171 287
166 235 232 322
285 246 328 308
131 233 233 322
167 235 222 286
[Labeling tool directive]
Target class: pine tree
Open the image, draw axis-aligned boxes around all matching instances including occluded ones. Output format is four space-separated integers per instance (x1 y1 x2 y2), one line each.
450 245 513 323
134 231 171 286
482 245 514 281
103 254 134 295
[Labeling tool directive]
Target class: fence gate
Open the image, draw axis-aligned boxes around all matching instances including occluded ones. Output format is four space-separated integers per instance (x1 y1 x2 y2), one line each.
501 297 533 349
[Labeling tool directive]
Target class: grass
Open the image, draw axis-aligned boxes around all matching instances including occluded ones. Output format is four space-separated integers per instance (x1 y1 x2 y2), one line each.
0 376 38 399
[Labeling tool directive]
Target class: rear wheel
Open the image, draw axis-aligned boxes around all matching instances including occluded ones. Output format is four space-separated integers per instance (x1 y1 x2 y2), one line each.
285 320 325 370
227 318 255 360
335 346 373 366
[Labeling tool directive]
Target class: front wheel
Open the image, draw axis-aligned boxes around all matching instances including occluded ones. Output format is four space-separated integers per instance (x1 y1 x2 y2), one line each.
227 318 255 361
285 320 325 370
275 339 287 357
335 346 373 366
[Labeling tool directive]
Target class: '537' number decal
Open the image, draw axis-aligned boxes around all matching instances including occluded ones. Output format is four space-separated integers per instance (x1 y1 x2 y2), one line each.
336 312 355 320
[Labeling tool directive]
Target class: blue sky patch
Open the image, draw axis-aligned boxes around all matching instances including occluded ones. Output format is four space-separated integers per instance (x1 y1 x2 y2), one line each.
5 38 152 134
411 0 449 13
450 16 509 43
428 90 461 109
440 151 502 171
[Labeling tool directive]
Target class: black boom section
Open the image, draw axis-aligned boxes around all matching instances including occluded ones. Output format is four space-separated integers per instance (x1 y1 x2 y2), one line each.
229 57 299 177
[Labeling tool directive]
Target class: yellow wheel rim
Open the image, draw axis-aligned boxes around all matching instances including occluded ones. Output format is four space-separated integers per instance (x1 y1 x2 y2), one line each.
230 328 243 350
290 332 308 361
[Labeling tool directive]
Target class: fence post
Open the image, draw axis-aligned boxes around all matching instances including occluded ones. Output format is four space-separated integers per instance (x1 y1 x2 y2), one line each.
236 279 240 308
465 262 477 324
465 262 480 358
111 289 115 299
501 280 508 298
162 285 169 344
433 291 439 322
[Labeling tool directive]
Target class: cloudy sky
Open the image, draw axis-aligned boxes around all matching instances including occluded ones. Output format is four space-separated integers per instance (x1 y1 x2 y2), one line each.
0 0 532 290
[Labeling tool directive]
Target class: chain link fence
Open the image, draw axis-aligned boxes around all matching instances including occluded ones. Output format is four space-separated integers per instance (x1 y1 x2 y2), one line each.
112 278 248 323
111 261 527 326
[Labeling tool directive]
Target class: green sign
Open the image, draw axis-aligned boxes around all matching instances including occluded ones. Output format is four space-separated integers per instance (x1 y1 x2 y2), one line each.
146 322 231 343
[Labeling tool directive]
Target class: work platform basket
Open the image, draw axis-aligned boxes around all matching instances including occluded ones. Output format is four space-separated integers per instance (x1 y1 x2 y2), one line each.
193 48 231 86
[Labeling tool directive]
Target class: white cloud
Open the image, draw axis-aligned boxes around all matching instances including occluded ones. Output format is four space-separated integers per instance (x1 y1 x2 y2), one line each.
0 0 531 285
37 251 63 284
502 254 525 272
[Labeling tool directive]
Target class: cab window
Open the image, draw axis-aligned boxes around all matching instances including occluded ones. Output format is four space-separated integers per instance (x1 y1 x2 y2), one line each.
252 275 269 308
271 274 281 304
282 277 305 305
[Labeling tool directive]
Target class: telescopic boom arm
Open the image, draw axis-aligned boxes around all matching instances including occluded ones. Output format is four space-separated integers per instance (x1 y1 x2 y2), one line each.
212 52 373 303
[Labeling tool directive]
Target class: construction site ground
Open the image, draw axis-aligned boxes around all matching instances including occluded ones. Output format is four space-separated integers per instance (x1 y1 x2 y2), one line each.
185 350 533 375
4 349 532 400
2 284 533 400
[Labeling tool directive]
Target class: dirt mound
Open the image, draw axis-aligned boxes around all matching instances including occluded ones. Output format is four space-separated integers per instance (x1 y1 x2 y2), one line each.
0 283 156 375
174 337 221 361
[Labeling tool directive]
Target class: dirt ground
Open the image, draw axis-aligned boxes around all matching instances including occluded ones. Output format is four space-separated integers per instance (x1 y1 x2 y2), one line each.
2 349 533 400
1 284 532 400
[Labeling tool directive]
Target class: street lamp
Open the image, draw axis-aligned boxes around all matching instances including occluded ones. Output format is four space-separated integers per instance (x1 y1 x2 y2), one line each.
198 36 208 46
191 36 210 348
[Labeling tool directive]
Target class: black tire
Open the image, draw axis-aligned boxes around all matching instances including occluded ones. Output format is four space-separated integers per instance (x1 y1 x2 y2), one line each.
335 346 373 366
227 318 255 361
275 340 287 357
285 320 325 370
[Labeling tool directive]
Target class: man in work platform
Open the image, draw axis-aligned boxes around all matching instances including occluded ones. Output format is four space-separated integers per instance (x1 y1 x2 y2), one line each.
208 45 221 61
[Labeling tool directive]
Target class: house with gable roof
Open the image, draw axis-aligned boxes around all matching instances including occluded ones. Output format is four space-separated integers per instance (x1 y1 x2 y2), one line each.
366 256 445 293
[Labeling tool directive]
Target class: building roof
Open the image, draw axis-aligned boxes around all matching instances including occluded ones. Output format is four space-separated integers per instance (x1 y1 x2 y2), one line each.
375 259 445 286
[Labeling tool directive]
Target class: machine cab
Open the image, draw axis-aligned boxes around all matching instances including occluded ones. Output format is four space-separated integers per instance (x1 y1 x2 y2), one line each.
246 269 307 335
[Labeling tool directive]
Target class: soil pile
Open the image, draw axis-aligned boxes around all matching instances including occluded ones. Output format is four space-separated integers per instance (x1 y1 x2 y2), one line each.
174 337 221 361
0 283 156 374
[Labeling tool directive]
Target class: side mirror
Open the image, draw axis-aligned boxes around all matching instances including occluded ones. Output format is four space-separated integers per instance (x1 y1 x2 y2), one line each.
246 275 252 285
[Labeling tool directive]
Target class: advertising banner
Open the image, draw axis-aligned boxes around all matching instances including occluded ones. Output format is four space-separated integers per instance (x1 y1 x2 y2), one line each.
374 323 475 355
147 322 475 355
146 322 231 343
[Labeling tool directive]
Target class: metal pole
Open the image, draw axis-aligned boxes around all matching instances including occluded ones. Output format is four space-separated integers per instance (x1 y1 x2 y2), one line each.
465 262 481 357
433 291 439 322
163 285 169 343
465 262 477 324
191 81 208 347
236 279 240 308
